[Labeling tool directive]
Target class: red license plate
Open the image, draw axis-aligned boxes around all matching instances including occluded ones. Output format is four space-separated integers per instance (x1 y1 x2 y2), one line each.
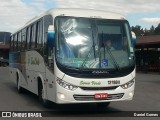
94 93 108 99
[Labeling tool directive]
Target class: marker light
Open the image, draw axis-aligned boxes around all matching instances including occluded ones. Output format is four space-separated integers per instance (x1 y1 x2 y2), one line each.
121 79 135 89
56 77 78 91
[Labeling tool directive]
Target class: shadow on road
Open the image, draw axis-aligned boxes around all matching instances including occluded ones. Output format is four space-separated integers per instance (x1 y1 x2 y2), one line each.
45 104 122 117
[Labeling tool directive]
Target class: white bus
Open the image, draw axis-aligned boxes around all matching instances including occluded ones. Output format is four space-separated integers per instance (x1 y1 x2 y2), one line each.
10 8 136 108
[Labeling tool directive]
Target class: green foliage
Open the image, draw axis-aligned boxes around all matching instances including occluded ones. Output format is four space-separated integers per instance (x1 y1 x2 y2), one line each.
131 23 160 36
154 23 160 35
131 25 144 36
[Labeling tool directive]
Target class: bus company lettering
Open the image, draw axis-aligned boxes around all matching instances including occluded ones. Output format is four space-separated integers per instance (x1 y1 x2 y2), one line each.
28 55 40 65
80 81 101 86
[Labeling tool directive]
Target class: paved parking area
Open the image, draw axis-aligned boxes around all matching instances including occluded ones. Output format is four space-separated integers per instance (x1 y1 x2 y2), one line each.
0 67 160 119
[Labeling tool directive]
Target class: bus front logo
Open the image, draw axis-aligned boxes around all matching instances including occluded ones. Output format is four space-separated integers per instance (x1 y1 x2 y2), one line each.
92 70 109 74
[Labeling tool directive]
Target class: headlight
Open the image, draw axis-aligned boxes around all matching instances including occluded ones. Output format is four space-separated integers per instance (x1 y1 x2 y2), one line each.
121 79 135 89
56 77 78 91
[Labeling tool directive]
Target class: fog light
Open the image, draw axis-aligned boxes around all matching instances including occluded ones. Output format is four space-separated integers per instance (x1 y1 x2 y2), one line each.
58 93 65 99
129 92 133 97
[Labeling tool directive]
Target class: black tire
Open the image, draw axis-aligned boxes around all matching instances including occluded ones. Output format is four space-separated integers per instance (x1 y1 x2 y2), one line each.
96 102 110 109
16 73 24 93
38 80 51 108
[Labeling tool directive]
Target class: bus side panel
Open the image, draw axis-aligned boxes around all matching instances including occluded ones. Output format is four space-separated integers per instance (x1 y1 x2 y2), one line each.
9 52 27 88
9 67 17 85
26 70 45 95
25 51 46 72
25 51 46 95
9 53 19 84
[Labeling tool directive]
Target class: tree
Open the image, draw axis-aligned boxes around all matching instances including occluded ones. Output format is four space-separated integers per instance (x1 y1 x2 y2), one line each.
154 23 160 35
131 23 160 36
150 25 155 35
131 25 144 36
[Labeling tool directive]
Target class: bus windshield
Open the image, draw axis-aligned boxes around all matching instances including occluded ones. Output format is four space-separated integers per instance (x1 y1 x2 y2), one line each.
56 17 134 70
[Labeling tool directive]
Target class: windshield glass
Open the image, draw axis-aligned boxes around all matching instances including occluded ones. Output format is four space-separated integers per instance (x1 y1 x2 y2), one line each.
56 17 134 70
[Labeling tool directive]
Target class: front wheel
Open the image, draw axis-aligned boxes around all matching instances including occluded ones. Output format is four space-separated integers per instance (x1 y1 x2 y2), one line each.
38 81 51 108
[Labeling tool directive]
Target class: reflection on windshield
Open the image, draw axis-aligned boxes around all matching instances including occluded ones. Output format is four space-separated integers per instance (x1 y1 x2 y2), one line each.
56 17 134 70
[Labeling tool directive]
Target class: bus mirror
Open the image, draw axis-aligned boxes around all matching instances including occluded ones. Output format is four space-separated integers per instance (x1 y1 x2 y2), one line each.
47 25 55 48
131 31 136 47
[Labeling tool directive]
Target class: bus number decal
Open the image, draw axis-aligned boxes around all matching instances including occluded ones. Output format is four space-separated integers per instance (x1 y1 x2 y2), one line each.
28 55 40 65
108 80 120 85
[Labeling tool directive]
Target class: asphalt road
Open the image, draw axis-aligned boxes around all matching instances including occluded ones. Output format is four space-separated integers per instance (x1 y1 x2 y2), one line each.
0 67 160 120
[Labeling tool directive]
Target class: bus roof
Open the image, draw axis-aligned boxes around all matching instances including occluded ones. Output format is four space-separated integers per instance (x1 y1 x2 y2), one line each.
12 8 126 35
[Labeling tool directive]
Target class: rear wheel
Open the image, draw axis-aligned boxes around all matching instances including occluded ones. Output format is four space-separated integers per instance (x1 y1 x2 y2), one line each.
96 102 110 109
38 80 51 108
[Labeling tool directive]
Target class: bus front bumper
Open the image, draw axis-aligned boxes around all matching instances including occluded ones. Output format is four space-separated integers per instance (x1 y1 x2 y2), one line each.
55 82 135 104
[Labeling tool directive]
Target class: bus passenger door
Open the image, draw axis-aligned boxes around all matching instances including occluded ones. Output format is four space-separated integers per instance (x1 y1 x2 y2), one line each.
45 25 56 102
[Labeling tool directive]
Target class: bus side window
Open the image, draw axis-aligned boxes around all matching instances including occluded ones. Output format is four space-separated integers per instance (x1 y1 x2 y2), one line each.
21 28 27 50
33 23 38 48
37 19 44 54
37 21 41 49
22 34 26 50
40 19 44 48
18 32 22 51
26 26 31 49
29 25 32 49
31 23 36 49
11 36 14 51
14 34 18 52
35 22 39 48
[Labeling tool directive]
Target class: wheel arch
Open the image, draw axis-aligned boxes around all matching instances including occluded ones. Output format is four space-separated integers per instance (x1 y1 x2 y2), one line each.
16 69 21 84
37 73 45 96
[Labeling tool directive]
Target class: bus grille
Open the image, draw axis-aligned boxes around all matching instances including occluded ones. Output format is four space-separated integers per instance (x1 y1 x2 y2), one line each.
80 86 118 91
73 93 124 101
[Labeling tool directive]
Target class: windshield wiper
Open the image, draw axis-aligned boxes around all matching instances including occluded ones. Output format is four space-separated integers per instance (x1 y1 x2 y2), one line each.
92 27 96 61
80 24 96 69
107 47 120 71
80 46 94 69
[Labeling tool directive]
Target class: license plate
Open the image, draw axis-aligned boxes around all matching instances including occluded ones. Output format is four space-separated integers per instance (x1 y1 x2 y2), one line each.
94 93 108 99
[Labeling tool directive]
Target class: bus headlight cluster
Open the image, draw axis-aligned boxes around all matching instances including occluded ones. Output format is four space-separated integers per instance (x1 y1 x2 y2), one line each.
120 79 135 89
56 77 78 91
